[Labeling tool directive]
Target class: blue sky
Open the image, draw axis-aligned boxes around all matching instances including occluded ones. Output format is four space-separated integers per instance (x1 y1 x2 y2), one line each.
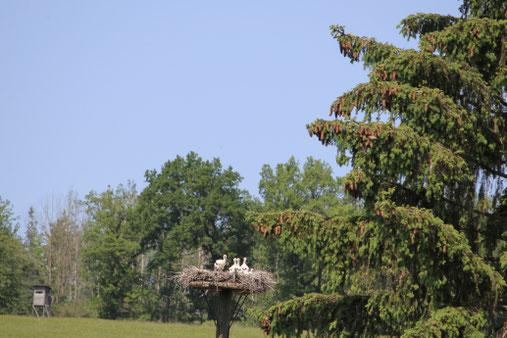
0 1 461 228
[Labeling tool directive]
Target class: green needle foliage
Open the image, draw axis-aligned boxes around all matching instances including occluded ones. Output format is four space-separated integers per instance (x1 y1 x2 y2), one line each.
253 157 358 302
249 1 506 336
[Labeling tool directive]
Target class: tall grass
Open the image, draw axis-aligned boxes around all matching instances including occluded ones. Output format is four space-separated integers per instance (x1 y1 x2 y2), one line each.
0 315 264 337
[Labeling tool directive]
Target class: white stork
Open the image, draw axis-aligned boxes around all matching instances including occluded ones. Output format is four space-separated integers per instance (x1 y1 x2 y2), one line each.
214 254 227 271
228 257 240 272
240 257 250 273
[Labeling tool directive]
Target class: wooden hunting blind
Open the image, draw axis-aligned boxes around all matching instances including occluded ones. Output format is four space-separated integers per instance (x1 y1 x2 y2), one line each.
32 285 52 318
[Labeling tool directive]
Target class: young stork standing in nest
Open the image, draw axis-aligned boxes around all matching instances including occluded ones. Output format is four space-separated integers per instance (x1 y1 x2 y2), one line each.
214 254 227 271
240 257 250 273
228 258 240 272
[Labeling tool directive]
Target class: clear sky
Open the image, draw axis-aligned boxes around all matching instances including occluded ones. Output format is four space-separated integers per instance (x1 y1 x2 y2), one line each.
1 1 461 228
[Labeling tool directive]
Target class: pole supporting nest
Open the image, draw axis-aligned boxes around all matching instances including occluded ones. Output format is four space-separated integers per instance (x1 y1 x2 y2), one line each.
201 288 250 338
174 267 275 338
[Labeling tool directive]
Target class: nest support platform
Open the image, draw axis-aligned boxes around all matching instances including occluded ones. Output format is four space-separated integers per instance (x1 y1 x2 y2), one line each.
201 288 249 338
175 267 274 338
189 281 260 294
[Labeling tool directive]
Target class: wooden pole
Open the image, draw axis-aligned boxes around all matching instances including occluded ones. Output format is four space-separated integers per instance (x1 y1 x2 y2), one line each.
32 305 39 319
216 289 233 338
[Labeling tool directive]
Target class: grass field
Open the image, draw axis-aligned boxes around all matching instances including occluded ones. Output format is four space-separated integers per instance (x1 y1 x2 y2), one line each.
0 315 265 338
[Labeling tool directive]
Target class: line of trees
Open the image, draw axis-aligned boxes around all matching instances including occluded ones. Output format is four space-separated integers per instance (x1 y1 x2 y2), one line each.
0 153 348 322
1 1 504 335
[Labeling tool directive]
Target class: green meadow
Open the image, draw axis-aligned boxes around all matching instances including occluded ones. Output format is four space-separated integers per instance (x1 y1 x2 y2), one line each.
0 316 265 338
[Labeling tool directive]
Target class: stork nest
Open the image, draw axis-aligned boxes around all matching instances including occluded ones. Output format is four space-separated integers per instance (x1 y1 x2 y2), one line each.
174 266 275 294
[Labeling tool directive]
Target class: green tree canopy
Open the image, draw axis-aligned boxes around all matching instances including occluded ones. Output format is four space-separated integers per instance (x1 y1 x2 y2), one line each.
135 152 253 267
250 1 506 336
82 182 139 319
131 152 254 322
259 156 355 216
0 197 29 314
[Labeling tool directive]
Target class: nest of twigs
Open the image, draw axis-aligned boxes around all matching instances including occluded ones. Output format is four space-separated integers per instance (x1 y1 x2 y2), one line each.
174 266 275 294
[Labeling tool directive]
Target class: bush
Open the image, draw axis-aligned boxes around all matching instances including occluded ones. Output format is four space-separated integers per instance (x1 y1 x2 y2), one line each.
51 300 97 318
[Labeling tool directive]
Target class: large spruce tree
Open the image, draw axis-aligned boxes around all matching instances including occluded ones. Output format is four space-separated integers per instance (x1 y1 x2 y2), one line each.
250 1 506 336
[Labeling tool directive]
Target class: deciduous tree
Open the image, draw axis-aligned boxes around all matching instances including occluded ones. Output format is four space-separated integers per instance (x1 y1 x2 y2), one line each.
0 197 29 314
134 152 253 321
136 152 252 266
41 191 84 305
82 182 138 319
24 206 45 284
